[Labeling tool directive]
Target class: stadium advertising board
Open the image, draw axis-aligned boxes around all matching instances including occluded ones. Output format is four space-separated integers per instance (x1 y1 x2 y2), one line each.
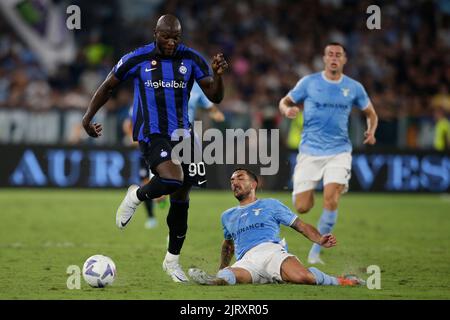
0 144 449 193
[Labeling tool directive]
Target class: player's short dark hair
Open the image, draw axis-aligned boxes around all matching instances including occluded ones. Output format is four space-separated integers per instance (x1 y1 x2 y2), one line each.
233 167 258 185
325 42 347 54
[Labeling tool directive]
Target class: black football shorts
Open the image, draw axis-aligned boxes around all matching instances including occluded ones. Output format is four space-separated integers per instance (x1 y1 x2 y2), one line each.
138 133 207 188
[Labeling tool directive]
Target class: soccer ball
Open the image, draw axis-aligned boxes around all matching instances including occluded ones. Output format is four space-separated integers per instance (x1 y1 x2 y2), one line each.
82 254 116 288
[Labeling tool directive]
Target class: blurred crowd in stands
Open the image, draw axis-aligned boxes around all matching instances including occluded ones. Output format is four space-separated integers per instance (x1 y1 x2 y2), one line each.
0 0 449 150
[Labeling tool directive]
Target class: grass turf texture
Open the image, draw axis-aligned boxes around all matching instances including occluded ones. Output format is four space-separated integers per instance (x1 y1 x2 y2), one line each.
0 189 449 300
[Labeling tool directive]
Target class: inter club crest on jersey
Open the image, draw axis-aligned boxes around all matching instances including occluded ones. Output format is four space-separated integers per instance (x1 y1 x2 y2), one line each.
179 65 187 75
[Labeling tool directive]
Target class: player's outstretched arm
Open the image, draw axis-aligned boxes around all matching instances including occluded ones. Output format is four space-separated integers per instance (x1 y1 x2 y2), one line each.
290 218 337 248
279 95 301 119
198 53 228 104
219 239 234 270
362 102 378 145
82 71 121 138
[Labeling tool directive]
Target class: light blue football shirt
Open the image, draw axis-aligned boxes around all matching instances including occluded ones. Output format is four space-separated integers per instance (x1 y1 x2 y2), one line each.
221 198 298 260
288 71 370 156
188 82 213 123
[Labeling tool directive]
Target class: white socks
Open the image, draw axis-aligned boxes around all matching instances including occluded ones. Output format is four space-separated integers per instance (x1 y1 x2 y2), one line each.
164 251 180 264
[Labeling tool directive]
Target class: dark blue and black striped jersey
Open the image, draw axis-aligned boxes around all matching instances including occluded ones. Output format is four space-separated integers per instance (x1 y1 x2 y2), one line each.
112 42 212 141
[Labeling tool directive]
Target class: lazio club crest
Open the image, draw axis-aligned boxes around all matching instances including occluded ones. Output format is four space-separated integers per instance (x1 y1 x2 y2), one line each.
341 88 350 97
252 208 262 216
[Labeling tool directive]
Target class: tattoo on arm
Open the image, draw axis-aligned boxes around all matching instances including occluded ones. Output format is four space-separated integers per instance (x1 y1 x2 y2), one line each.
219 240 234 270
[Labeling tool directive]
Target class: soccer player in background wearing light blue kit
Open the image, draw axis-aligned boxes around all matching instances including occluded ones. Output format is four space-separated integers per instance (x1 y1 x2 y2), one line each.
279 43 378 264
188 81 225 124
188 168 364 286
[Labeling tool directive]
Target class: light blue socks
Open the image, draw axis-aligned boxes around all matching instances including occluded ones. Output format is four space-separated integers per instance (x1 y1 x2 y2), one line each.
308 267 339 285
217 268 236 285
309 209 337 257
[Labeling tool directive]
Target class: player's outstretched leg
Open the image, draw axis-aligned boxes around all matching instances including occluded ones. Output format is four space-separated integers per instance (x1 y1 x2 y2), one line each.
309 267 365 286
281 257 364 286
188 268 228 285
189 267 250 285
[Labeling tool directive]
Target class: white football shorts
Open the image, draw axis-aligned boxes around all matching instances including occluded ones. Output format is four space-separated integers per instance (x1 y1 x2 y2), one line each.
292 152 352 195
230 242 295 284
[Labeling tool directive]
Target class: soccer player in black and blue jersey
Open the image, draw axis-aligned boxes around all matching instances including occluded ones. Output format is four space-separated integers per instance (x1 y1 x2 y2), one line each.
82 14 228 282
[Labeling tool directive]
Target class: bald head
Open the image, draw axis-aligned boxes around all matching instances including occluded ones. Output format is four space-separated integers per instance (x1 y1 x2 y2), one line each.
154 14 182 57
155 14 181 33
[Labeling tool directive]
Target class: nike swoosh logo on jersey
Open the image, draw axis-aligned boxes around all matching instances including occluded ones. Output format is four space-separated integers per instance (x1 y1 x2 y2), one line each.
145 67 157 72
198 180 207 185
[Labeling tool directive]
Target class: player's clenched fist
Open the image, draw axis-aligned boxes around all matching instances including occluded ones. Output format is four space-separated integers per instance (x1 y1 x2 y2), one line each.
211 53 228 75
284 106 300 119
319 233 337 248
82 118 103 138
363 131 376 145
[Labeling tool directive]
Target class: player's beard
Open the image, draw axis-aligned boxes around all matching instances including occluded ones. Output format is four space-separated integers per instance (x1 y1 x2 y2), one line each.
234 189 251 202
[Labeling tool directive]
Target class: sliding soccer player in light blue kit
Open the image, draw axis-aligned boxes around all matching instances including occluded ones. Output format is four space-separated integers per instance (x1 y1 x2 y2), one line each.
188 168 364 286
279 43 378 264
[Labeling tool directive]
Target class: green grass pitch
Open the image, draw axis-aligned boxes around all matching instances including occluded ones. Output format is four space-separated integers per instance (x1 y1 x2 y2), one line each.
0 189 449 300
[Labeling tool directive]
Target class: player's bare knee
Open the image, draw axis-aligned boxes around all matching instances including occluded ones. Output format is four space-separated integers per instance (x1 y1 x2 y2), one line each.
296 205 310 214
294 192 314 214
295 201 313 214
